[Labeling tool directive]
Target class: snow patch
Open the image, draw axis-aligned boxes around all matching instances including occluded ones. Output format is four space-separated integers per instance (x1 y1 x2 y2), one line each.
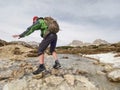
85 53 120 68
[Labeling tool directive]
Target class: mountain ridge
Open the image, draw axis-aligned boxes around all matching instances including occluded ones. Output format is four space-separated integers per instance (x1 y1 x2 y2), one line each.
69 39 110 47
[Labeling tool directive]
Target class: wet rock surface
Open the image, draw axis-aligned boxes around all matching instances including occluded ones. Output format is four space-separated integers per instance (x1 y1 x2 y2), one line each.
0 54 120 90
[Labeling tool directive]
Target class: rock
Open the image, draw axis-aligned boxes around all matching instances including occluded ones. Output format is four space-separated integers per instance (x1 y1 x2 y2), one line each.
57 81 74 90
0 60 12 70
51 69 60 75
27 41 39 49
113 62 120 69
78 53 83 57
26 53 38 57
3 79 27 90
75 75 98 90
103 65 113 72
0 44 32 59
64 74 75 85
93 39 109 46
32 73 43 79
68 39 109 47
62 56 69 59
29 49 38 54
0 70 12 81
0 39 7 47
107 69 120 82
20 62 29 67
74 69 88 75
20 63 33 74
69 40 83 47
93 61 100 65
51 68 71 76
0 75 9 81
11 68 25 79
96 71 106 75
28 79 43 89
114 53 120 57
13 47 23 55
10 55 26 61
45 75 64 86
8 41 34 49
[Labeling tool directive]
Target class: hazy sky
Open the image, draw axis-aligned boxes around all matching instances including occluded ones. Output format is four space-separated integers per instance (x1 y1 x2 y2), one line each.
0 0 120 45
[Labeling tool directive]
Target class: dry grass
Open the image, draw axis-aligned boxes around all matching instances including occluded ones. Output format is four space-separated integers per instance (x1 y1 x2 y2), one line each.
56 43 120 54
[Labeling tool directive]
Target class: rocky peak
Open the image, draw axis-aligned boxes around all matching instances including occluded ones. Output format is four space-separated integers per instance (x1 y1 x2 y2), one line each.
69 40 83 47
69 39 110 47
93 39 109 45
68 40 91 47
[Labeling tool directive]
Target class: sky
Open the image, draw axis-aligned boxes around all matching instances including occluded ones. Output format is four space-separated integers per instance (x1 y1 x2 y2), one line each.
0 0 120 46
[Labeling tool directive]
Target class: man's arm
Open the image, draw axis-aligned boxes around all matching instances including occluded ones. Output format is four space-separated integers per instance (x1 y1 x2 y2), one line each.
19 21 41 38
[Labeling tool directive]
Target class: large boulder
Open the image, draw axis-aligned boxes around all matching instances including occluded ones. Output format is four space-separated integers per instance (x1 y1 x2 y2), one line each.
107 69 120 82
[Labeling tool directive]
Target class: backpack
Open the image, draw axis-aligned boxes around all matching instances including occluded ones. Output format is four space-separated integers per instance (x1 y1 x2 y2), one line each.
44 17 60 33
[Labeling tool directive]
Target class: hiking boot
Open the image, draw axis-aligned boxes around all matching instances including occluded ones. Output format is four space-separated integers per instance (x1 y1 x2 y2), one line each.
53 60 61 69
33 64 46 75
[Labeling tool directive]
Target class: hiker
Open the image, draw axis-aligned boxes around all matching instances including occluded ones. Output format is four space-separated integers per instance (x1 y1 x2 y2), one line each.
12 16 61 75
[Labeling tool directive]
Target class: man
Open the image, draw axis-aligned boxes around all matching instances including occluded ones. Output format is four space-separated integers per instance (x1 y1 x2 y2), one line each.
13 16 61 75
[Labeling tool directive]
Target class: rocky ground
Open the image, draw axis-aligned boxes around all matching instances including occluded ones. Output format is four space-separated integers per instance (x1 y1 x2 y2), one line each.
0 39 120 90
0 54 120 90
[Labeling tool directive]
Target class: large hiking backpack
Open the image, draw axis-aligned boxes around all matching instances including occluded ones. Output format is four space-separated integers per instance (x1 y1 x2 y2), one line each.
44 17 60 33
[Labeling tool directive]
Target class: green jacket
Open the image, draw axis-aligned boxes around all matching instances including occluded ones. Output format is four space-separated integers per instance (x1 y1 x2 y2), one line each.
19 19 48 38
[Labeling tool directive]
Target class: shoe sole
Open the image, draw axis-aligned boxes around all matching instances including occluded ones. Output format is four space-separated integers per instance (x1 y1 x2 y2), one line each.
32 70 48 79
53 66 61 69
32 70 46 75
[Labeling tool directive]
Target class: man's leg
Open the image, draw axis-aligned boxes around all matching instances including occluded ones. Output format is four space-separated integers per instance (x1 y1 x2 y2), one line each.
52 51 58 60
33 38 51 75
52 51 61 69
39 54 44 64
32 54 46 75
49 35 61 69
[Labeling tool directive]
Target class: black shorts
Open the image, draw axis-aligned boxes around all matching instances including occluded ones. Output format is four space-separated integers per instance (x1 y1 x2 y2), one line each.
38 33 57 55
